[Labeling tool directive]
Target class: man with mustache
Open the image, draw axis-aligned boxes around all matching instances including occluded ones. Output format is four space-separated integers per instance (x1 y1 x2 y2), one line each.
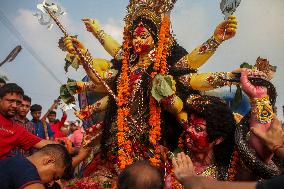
0 83 54 159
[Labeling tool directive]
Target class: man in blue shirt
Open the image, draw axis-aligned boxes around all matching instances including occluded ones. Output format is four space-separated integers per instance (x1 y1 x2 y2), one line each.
30 104 54 140
0 144 72 189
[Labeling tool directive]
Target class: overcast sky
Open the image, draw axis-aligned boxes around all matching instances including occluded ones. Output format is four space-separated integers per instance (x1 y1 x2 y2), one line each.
0 0 283 121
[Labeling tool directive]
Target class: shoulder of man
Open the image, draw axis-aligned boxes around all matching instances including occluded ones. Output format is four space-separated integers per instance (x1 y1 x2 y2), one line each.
0 155 42 189
22 183 45 189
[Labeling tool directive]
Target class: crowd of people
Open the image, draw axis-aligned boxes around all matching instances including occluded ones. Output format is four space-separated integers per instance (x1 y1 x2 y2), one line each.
0 82 90 188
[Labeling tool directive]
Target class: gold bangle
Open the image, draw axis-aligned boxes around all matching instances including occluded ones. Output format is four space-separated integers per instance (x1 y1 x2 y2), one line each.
250 96 270 105
198 36 221 54
114 48 124 60
250 96 273 124
94 29 106 45
206 72 230 88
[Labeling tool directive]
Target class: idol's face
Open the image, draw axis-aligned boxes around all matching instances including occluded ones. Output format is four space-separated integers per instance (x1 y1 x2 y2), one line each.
132 23 154 55
184 114 213 153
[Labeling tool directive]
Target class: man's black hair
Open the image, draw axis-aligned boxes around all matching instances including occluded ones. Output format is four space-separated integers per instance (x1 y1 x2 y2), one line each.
0 78 6 84
48 110 56 115
117 161 164 189
30 104 42 113
0 83 24 98
23 95 31 103
38 144 73 180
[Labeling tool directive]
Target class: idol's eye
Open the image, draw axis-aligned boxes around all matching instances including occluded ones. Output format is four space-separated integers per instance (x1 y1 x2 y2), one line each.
194 125 204 133
140 33 150 39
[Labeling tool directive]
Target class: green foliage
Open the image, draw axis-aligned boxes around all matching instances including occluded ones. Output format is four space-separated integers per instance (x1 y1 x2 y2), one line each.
231 84 243 109
0 75 9 81
240 62 253 69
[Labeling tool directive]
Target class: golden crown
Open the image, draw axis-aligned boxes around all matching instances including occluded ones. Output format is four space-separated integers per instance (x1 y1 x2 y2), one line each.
125 0 177 28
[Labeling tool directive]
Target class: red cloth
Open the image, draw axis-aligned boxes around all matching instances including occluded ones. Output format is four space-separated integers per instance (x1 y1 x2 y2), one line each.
0 113 42 159
50 112 67 139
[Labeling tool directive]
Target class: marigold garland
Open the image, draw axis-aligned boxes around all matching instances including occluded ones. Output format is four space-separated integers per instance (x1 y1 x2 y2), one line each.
178 134 184 150
171 170 184 189
117 28 131 107
148 15 171 166
116 27 133 169
227 146 239 181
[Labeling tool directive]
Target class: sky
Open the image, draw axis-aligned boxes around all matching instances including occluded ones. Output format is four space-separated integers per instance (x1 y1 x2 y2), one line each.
0 0 283 121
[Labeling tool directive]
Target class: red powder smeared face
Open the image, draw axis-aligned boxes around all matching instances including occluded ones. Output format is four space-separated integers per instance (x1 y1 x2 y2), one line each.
132 22 154 55
185 114 212 152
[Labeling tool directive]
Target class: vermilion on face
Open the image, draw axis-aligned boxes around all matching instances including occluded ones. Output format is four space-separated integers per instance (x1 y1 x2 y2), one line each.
185 114 212 152
132 23 154 55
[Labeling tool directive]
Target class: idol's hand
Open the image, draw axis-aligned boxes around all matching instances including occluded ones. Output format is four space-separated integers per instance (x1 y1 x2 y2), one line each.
82 18 101 35
240 69 268 98
213 15 237 43
63 36 87 55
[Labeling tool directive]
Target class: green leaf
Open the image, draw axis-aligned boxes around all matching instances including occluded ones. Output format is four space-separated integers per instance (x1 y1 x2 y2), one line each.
60 84 76 104
64 59 72 73
240 62 253 69
231 85 243 109
0 75 9 81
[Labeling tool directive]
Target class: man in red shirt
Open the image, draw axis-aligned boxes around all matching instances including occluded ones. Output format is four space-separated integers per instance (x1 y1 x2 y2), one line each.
0 83 53 159
48 110 67 139
40 99 67 139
